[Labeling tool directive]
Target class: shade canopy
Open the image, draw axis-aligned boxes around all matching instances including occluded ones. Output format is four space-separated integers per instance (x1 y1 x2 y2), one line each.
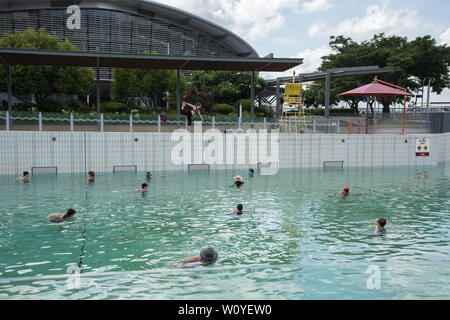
0 48 303 72
338 81 412 97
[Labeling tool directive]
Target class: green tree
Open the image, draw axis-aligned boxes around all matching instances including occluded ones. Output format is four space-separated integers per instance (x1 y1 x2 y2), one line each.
0 28 94 106
112 51 188 110
318 33 450 113
190 71 266 105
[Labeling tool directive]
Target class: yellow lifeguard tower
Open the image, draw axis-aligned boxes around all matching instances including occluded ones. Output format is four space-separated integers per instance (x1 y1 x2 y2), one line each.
278 72 309 133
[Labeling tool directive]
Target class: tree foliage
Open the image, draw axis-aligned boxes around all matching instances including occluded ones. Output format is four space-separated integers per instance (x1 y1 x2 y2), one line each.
0 28 94 106
190 71 266 105
112 51 188 110
309 33 450 113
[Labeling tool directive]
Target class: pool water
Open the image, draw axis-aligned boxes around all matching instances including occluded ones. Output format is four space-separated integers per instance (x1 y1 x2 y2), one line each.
0 165 449 299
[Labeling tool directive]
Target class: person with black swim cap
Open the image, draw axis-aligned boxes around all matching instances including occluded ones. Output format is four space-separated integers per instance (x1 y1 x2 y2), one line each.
177 247 219 268
226 204 244 217
47 208 76 223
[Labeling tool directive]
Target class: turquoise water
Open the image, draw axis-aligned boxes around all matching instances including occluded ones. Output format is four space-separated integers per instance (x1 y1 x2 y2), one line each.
0 166 449 299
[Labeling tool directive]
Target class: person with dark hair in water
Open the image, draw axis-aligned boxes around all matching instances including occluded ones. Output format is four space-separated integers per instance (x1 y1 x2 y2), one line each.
87 171 95 182
374 217 387 235
146 172 152 180
180 101 203 132
226 204 244 217
177 247 219 268
138 183 148 193
17 171 30 181
249 168 255 177
47 208 76 223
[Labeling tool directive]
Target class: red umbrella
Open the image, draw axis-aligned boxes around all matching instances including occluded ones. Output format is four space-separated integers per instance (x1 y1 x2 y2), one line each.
338 79 412 134
338 81 412 97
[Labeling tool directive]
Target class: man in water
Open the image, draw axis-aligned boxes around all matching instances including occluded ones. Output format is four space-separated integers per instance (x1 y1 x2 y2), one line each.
226 204 244 217
333 186 350 197
374 217 387 235
138 183 148 193
17 171 30 181
177 247 219 268
88 171 95 182
146 172 152 180
47 208 76 223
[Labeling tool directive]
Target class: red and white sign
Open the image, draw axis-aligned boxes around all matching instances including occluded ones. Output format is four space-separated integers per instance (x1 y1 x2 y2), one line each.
416 139 430 156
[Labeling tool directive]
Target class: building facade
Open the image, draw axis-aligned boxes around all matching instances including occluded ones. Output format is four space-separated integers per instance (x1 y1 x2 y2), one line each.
0 0 259 81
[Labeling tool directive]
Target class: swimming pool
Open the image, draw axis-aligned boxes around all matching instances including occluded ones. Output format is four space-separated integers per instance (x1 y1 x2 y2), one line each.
0 165 449 299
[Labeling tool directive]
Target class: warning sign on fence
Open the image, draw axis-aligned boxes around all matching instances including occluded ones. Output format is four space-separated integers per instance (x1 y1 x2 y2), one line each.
416 139 430 156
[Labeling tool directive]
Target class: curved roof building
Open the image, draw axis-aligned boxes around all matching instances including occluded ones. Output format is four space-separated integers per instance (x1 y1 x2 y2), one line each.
0 0 259 80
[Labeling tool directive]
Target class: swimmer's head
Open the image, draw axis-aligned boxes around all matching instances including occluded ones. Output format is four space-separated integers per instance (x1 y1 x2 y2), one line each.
146 172 152 177
64 208 76 219
249 169 254 174
142 183 148 189
344 186 350 192
377 218 387 227
237 204 243 212
23 171 29 177
200 247 218 265
88 171 95 177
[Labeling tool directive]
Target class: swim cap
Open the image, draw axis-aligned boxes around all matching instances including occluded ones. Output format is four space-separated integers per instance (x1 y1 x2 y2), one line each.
344 186 350 191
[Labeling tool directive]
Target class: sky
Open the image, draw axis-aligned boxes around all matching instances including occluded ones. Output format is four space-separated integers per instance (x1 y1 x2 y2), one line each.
158 0 450 102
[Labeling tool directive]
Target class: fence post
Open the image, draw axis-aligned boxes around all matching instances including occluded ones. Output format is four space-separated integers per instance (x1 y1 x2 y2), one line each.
38 112 42 131
130 114 133 132
100 113 104 132
358 119 360 134
288 118 292 133
212 116 215 130
238 116 241 130
157 115 161 133
264 117 267 130
349 119 352 135
70 113 74 132
313 118 316 134
337 119 340 134
374 119 377 134
6 111 10 131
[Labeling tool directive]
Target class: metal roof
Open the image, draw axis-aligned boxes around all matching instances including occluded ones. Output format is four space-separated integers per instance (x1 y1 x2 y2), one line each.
0 0 260 58
0 48 303 72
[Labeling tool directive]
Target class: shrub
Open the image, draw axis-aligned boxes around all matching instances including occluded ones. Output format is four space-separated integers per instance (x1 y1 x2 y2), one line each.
36 99 64 112
100 101 130 113
211 103 236 115
64 100 91 113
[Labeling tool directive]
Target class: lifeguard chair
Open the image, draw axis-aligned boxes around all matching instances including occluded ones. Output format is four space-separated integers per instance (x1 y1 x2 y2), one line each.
278 72 309 133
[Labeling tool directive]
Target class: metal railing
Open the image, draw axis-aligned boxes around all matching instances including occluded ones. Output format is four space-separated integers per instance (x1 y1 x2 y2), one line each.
0 111 442 134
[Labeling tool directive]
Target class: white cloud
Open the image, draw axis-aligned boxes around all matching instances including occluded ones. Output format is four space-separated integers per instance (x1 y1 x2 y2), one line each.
261 45 331 79
157 0 299 41
439 28 450 45
308 3 420 39
301 0 333 13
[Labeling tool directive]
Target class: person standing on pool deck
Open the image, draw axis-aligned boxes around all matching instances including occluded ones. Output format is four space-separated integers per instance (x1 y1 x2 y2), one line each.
177 247 219 268
333 186 350 197
374 218 387 235
88 171 95 182
180 101 203 132
47 208 76 223
17 171 30 181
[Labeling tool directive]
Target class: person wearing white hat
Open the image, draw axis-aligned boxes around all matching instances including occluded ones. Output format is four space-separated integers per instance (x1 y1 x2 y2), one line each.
231 175 244 187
